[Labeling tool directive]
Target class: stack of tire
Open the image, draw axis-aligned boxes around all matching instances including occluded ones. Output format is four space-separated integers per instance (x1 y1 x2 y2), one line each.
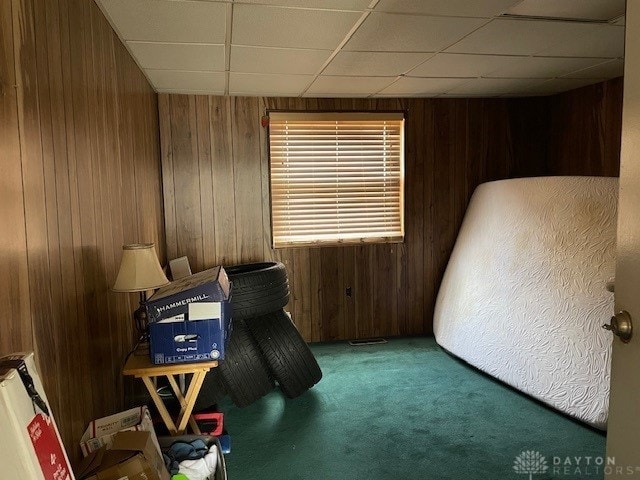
197 262 322 409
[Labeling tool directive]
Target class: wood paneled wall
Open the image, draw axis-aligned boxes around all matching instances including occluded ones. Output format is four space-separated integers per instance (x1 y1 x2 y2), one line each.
0 0 164 461
159 82 622 344
509 77 623 177
160 96 539 342
548 77 623 176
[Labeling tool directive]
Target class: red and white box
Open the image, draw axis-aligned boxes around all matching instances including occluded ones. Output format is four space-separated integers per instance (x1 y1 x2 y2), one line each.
0 352 74 480
79 405 161 458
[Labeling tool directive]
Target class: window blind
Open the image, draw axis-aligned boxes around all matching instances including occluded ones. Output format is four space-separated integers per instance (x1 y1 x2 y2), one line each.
268 112 405 248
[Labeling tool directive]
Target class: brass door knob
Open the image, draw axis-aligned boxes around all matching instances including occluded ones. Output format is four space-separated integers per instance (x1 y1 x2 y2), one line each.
602 310 633 343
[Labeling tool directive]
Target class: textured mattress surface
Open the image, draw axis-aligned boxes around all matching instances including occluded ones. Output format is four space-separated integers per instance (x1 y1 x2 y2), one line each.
433 176 617 430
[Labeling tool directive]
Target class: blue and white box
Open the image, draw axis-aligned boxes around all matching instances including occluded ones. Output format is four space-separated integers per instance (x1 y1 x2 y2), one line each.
148 302 231 365
146 266 232 365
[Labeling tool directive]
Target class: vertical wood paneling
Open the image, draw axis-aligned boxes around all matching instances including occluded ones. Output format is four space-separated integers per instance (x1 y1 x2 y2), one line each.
171 95 204 270
353 245 374 338
292 247 312 340
341 247 356 340
232 97 264 263
1 0 164 464
210 96 238 265
65 0 95 439
319 247 342 341
0 0 32 354
507 97 551 177
32 0 64 409
196 96 216 271
401 99 424 336
160 84 622 343
548 78 623 176
421 101 437 335
433 101 456 297
159 94 177 261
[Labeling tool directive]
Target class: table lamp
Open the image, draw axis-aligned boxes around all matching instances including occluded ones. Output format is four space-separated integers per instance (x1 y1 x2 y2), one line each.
112 243 169 337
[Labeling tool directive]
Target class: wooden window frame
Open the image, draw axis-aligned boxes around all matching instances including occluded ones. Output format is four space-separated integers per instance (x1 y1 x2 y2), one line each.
267 111 405 249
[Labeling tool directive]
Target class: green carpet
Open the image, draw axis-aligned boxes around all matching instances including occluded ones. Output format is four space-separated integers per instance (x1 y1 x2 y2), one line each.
220 337 605 480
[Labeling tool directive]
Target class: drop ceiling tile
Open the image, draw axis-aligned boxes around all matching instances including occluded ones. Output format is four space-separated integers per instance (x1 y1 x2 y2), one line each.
128 42 225 71
305 76 396 96
236 0 371 9
407 53 524 78
97 0 226 43
537 25 624 58
229 73 313 95
446 78 544 95
378 77 471 96
375 0 521 18
323 51 432 76
145 70 226 93
504 0 625 22
232 4 361 49
486 56 609 79
446 19 596 56
562 59 624 79
344 13 486 52
231 46 331 74
521 77 605 94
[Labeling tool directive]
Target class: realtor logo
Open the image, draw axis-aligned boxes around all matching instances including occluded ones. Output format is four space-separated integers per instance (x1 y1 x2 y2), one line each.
513 451 549 479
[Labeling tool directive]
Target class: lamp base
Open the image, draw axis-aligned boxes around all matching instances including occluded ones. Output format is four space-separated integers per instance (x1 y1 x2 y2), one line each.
134 292 150 342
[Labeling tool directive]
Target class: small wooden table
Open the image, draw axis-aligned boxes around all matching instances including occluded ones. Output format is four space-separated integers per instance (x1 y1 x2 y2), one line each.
123 349 218 436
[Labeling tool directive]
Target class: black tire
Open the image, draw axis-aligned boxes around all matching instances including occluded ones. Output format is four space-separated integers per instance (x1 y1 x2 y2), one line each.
194 368 226 412
246 310 322 399
218 320 275 407
225 262 290 320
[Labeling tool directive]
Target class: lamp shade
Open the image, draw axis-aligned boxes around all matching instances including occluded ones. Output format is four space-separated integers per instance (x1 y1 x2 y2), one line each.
112 243 169 292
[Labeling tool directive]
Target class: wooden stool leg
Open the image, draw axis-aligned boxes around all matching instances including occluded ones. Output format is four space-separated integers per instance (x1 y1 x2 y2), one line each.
141 376 178 435
176 370 207 434
167 374 201 434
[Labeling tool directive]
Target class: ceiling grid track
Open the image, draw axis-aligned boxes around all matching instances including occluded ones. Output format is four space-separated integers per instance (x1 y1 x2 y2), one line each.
367 15 499 98
299 0 379 97
224 2 233 96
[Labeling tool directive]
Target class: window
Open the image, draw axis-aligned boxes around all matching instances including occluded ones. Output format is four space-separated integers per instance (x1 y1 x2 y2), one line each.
268 112 405 248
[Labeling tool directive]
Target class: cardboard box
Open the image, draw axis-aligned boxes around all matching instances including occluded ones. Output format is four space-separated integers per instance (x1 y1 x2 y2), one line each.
146 266 232 365
149 301 232 364
0 352 75 480
79 406 162 458
77 431 170 480
145 266 231 323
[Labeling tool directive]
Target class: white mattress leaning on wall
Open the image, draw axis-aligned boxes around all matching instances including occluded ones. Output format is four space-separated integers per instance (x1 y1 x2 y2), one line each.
433 176 618 430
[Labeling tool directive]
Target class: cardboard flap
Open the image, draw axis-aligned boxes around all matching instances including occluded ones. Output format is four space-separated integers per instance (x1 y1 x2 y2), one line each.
81 405 147 443
150 266 229 300
76 446 107 478
111 430 152 452
76 447 138 479
111 431 171 480
96 454 157 480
